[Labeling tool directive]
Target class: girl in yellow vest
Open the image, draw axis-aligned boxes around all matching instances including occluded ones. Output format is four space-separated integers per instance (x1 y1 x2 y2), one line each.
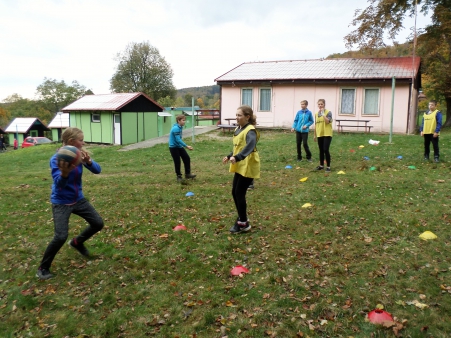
420 100 442 162
313 99 333 172
222 105 260 233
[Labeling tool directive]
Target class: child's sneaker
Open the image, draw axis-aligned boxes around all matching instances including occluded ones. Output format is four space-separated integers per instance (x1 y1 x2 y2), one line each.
185 173 196 179
177 175 183 183
325 167 331 172
36 267 54 280
314 165 324 171
68 238 90 257
230 221 251 233
434 157 440 163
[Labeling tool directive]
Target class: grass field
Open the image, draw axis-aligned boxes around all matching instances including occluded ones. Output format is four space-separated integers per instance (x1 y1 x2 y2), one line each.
1 129 451 337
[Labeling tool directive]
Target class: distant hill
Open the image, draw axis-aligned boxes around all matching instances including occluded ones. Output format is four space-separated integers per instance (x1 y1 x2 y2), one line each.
176 85 220 98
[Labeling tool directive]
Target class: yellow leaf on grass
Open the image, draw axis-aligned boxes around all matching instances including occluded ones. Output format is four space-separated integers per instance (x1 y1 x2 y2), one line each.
375 304 384 310
299 177 308 182
419 231 437 240
302 203 312 208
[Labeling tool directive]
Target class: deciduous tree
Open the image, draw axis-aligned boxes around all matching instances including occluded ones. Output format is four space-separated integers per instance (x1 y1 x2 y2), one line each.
345 0 451 126
110 41 176 102
36 78 87 113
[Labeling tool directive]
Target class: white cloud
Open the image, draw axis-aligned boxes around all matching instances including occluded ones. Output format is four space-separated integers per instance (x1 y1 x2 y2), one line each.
0 0 431 102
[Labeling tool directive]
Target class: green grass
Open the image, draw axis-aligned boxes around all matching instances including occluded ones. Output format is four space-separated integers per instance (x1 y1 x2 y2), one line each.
1 130 451 337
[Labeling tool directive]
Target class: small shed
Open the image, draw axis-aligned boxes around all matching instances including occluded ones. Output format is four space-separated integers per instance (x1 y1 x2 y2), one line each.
48 112 70 142
5 118 51 146
62 93 165 145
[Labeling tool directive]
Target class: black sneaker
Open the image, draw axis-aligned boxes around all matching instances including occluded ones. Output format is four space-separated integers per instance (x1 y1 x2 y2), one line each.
177 176 183 183
297 158 302 162
185 173 196 179
424 156 429 161
434 157 439 163
230 221 251 233
36 268 54 280
314 165 324 171
248 184 254 190
307 158 313 163
325 167 331 172
68 238 90 257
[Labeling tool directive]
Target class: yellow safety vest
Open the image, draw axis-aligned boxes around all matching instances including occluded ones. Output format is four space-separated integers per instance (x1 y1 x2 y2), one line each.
315 109 333 137
423 110 439 135
229 125 260 178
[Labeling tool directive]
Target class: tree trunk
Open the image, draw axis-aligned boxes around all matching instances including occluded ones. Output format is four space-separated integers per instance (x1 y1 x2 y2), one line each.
443 97 451 128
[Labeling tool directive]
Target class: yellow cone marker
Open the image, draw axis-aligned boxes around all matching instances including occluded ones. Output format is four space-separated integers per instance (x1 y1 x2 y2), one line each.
337 171 345 174
419 231 437 240
302 203 312 208
299 177 308 182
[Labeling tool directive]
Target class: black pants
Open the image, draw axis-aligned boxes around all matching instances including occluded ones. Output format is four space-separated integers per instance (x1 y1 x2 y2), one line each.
39 198 104 270
296 132 312 160
169 147 191 176
232 173 254 222
423 134 439 158
317 136 332 167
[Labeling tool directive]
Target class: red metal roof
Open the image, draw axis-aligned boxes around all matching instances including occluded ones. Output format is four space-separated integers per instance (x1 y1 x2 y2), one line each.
215 57 420 82
62 92 164 111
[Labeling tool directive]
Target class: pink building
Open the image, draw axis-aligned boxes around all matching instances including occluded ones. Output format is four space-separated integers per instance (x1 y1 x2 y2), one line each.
215 57 421 134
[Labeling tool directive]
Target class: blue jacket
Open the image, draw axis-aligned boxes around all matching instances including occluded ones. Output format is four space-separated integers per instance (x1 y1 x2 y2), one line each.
50 153 102 205
292 109 314 133
169 123 187 148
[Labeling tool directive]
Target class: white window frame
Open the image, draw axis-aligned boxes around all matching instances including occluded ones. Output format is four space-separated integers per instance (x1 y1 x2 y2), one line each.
362 88 380 116
241 88 253 108
258 87 272 112
339 88 356 116
91 113 101 122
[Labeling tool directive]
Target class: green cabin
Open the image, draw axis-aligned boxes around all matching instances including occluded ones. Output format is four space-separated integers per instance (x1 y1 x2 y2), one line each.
62 93 167 145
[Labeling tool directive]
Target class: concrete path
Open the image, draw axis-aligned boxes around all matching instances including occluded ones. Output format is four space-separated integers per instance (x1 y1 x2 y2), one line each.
118 125 219 151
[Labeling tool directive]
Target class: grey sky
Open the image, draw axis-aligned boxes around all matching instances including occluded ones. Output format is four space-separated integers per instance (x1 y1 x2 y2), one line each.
0 0 429 102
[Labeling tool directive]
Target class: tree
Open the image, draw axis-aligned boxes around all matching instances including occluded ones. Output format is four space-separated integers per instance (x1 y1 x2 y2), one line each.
36 78 87 113
344 0 451 126
0 94 53 124
110 41 176 102
0 107 11 128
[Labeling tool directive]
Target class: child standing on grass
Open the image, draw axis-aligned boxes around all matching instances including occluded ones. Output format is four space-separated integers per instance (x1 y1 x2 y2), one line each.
291 100 314 162
169 114 196 183
313 99 333 172
420 100 442 163
36 127 104 280
222 105 260 233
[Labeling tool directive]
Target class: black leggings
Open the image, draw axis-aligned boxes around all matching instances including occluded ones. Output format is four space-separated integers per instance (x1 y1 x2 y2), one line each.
169 147 191 176
232 173 254 222
423 134 439 158
317 136 332 167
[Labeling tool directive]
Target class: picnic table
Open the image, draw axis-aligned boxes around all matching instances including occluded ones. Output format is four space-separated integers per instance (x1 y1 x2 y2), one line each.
224 118 236 125
335 119 373 133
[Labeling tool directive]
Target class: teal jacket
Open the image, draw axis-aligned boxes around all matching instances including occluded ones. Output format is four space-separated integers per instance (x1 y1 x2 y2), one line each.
292 109 314 133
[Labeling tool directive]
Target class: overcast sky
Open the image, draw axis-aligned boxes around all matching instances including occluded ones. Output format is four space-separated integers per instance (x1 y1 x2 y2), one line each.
0 0 430 102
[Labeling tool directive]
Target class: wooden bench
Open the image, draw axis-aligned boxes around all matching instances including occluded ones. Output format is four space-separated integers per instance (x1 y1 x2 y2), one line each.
217 124 236 134
335 119 373 133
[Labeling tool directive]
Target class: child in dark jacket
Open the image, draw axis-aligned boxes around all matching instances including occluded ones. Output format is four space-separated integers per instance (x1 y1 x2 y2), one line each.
36 127 104 280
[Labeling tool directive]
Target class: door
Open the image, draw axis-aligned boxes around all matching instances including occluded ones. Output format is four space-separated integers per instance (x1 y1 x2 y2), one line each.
114 114 121 145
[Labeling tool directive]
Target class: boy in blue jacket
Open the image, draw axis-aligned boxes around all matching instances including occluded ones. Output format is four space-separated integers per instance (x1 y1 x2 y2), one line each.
291 100 314 162
169 114 196 182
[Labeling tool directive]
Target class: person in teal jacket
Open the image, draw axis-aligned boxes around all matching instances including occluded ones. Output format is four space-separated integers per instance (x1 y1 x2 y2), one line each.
169 114 196 182
291 100 314 161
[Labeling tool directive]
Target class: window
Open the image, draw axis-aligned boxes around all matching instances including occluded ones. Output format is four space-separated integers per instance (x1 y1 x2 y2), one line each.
363 88 379 115
259 88 271 111
91 113 100 122
340 88 355 115
241 88 253 108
